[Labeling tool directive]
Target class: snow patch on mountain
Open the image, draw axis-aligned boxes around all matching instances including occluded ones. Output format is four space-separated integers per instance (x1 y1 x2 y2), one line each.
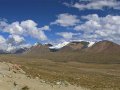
88 42 95 47
33 42 40 46
49 40 95 49
49 41 70 49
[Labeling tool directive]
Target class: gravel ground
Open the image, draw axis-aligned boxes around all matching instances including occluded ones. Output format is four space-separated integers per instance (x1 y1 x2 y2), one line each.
0 62 89 90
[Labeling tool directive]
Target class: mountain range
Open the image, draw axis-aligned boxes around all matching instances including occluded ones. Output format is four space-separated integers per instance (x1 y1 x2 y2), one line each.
24 40 120 54
0 40 120 64
0 40 120 54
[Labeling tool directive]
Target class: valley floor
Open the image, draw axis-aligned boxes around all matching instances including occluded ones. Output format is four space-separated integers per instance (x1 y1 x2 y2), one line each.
0 55 120 90
0 62 88 90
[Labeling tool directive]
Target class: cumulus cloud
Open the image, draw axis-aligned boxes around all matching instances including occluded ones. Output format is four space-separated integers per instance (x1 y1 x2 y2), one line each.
0 35 6 43
21 20 49 40
51 13 80 27
0 35 7 50
6 43 31 52
0 19 50 51
7 35 25 45
0 34 30 52
0 21 8 29
74 14 120 43
4 22 23 35
0 20 49 41
27 28 47 41
56 32 81 39
64 0 120 10
6 45 16 52
39 25 50 31
21 20 37 29
57 32 74 39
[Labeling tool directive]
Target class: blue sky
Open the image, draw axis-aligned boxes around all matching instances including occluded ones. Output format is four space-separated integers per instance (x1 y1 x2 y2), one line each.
0 0 120 51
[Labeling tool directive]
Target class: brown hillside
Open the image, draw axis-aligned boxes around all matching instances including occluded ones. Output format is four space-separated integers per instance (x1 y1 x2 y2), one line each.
59 41 89 52
27 43 51 54
24 40 120 64
85 40 120 53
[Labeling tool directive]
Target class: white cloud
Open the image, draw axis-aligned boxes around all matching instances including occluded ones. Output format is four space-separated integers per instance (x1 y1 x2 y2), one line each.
27 28 47 41
0 35 7 50
74 20 101 31
0 19 50 52
21 20 37 29
0 35 29 52
74 14 120 43
7 35 25 45
39 25 50 31
4 22 23 35
57 32 74 39
19 43 31 48
0 35 6 43
0 21 8 29
64 0 120 10
51 13 80 27
0 33 31 52
56 32 81 39
20 20 48 40
6 44 16 52
6 43 31 52
0 20 49 41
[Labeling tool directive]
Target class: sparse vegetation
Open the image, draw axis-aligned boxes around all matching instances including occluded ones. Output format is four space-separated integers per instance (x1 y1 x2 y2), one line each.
21 86 29 90
0 54 120 89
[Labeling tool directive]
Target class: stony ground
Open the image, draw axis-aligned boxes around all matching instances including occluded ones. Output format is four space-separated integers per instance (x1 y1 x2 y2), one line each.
0 62 89 90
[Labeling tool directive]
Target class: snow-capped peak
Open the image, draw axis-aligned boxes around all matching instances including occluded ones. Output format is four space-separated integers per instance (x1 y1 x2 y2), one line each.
49 41 69 49
33 42 41 46
49 40 95 49
88 41 95 47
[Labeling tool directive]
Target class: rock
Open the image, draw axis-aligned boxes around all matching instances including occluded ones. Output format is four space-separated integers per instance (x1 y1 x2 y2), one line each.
35 77 39 80
14 81 17 86
56 81 62 85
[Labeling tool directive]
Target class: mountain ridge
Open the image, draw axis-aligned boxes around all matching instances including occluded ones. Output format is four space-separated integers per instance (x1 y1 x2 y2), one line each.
0 40 120 54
